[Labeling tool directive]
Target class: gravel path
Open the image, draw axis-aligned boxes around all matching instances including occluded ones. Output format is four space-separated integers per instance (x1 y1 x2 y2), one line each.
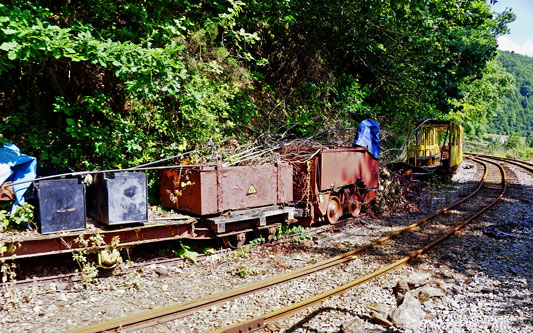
0 159 531 333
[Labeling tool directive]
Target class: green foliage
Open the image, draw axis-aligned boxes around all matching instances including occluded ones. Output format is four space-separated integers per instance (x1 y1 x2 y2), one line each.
504 132 521 150
1 262 16 283
72 234 104 285
248 237 265 245
173 241 199 263
241 0 513 134
0 1 255 170
236 265 264 278
272 224 310 241
489 51 533 138
488 140 499 154
202 247 216 255
231 245 254 258
447 60 514 139
0 203 34 232
0 0 515 172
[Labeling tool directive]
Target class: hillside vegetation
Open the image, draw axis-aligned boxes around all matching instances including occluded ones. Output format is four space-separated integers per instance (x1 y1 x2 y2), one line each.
489 51 533 139
0 0 515 169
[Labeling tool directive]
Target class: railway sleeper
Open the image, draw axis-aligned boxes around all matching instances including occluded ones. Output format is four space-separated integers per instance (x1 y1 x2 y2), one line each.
204 206 296 234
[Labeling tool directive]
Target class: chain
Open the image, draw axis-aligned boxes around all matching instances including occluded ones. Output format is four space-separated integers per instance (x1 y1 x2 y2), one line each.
303 160 312 215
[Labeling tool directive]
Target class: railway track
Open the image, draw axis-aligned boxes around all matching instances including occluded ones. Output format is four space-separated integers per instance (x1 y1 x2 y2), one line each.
215 155 508 332
67 155 527 332
5 216 358 288
469 153 533 173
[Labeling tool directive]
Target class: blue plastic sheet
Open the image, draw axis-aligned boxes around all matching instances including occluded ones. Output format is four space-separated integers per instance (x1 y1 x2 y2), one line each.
353 119 380 159
0 142 37 213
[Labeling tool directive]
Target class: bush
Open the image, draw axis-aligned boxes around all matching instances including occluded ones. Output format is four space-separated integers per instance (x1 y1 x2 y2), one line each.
504 132 521 150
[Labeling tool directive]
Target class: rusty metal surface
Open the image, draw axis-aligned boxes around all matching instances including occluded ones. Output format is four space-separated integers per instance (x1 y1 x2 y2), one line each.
160 164 293 216
218 158 507 333
0 222 195 260
289 148 379 222
63 158 511 333
319 147 379 191
0 181 14 201
69 158 495 333
292 157 319 200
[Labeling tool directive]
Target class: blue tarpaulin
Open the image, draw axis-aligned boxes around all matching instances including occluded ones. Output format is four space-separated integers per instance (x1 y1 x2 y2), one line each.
0 142 37 213
353 119 380 159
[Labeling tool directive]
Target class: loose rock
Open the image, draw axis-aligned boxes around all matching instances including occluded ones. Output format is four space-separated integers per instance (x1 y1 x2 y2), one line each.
340 317 367 333
392 292 425 331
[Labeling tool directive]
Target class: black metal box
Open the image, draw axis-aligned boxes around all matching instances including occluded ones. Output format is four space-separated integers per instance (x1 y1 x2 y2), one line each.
87 172 148 225
35 178 86 234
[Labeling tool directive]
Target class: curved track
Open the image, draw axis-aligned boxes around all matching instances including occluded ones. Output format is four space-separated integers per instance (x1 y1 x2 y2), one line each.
215 156 508 332
469 153 533 174
68 155 519 333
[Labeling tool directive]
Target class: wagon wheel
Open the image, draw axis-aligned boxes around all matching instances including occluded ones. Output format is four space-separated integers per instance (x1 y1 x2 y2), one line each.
326 197 342 224
347 194 362 217
253 227 276 242
266 226 278 241
222 233 247 249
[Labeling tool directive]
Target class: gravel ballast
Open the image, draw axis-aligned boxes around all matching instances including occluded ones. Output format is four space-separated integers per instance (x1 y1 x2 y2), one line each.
0 160 531 332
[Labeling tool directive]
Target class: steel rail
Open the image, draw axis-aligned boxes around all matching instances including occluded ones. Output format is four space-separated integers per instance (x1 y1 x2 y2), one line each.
6 219 348 288
216 156 507 333
69 160 489 333
468 153 533 174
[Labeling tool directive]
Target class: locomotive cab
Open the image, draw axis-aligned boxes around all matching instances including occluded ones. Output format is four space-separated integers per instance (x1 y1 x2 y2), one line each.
407 119 463 172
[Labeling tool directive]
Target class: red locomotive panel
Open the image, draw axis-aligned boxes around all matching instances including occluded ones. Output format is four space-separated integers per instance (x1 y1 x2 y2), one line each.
160 163 293 215
318 148 379 191
289 147 379 224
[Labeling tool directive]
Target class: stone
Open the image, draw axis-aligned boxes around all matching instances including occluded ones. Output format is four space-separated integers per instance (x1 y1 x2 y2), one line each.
417 286 446 301
56 282 69 291
392 292 425 331
394 279 410 304
340 317 367 333
365 303 390 316
406 271 431 288
371 311 393 327
56 293 68 302
155 265 169 277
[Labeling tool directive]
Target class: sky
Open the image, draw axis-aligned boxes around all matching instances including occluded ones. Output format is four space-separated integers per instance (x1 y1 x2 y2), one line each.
490 0 533 57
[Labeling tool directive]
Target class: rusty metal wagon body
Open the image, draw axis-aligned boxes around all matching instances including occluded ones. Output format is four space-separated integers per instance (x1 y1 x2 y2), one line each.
159 163 295 247
1 144 381 260
289 147 379 225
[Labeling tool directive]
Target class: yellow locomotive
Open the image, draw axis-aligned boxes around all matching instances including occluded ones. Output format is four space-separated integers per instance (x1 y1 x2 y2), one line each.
407 119 463 172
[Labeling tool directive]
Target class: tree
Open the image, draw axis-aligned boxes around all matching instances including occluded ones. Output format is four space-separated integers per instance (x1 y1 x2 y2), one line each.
447 60 514 138
489 51 533 138
0 0 515 169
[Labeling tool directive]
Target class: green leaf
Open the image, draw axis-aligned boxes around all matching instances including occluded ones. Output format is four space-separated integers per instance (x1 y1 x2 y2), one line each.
7 50 17 60
1 29 18 35
0 41 18 51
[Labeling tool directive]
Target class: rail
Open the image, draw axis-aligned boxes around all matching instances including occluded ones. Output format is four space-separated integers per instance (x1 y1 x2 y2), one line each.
216 156 507 332
70 157 494 332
